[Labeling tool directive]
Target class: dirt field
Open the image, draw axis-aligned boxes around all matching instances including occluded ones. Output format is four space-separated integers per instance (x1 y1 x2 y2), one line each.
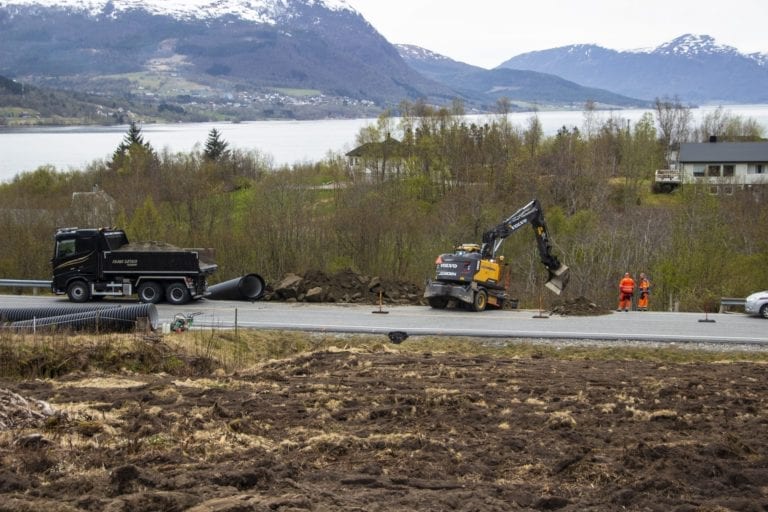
2 343 768 511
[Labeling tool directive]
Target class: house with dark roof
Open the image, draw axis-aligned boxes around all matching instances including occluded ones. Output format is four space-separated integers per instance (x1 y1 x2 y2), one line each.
677 140 768 194
345 135 406 180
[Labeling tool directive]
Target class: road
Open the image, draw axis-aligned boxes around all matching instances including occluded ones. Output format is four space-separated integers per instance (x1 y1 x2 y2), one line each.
2 295 764 346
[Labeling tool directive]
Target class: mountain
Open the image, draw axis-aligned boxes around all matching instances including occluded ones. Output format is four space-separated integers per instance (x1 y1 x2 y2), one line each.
498 34 768 104
396 44 649 110
0 0 457 119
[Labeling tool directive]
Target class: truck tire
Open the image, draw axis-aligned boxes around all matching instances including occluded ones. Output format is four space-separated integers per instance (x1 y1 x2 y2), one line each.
138 281 163 304
165 282 191 305
67 281 90 303
472 289 487 312
428 296 449 309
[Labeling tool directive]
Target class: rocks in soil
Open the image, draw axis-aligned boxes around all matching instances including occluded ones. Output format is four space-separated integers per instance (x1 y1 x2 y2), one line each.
267 268 423 305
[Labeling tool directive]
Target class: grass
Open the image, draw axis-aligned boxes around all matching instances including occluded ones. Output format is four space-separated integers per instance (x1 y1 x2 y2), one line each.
1 328 767 381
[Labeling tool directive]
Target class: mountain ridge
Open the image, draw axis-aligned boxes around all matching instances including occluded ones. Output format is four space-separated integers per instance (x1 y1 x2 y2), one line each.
497 33 768 103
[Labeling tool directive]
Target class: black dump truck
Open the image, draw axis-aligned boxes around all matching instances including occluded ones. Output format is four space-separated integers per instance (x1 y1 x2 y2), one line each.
51 227 218 305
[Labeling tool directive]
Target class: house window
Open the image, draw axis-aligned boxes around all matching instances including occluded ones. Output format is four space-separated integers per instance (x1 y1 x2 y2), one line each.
707 165 721 177
723 165 734 177
758 164 764 175
693 165 705 177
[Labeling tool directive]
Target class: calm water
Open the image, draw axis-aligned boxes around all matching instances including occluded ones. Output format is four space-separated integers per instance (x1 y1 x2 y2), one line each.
2 104 768 183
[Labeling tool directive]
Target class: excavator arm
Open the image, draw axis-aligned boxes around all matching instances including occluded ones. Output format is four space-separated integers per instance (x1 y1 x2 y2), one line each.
480 199 570 295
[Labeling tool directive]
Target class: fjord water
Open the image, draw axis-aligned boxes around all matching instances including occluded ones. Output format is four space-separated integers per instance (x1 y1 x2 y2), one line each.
2 104 768 183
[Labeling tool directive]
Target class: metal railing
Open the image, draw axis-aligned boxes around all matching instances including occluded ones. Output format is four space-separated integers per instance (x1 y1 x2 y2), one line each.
719 297 746 313
0 279 52 293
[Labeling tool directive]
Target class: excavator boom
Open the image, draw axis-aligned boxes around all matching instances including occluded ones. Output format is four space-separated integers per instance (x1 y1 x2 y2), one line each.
481 200 570 295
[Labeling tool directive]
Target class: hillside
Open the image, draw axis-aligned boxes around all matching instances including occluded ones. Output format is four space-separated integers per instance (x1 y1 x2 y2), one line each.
0 0 457 119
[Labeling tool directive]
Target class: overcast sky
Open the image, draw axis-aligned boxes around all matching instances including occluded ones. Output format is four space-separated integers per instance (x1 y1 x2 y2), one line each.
345 0 768 69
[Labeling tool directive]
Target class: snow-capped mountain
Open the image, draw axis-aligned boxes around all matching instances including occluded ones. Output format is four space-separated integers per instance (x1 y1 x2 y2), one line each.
649 34 740 57
396 44 647 109
498 34 768 104
0 0 455 112
0 0 354 22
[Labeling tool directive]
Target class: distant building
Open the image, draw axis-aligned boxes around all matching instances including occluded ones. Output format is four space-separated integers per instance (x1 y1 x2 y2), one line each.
71 185 118 225
655 140 768 194
345 135 406 180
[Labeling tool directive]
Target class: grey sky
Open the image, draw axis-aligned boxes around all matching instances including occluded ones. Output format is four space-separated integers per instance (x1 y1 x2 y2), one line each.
345 0 768 68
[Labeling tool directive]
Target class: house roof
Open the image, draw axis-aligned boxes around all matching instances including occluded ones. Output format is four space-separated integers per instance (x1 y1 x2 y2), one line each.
678 142 768 163
346 136 404 158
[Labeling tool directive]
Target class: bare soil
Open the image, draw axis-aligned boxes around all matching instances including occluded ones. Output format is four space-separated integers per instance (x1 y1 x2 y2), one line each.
2 348 767 511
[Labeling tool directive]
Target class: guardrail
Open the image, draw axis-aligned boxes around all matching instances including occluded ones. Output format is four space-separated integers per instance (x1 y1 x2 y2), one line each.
719 297 746 313
0 279 52 294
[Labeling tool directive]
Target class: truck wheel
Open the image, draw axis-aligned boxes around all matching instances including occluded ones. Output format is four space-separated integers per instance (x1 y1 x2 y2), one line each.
472 289 487 312
67 281 90 303
428 297 449 309
166 282 191 305
138 281 163 304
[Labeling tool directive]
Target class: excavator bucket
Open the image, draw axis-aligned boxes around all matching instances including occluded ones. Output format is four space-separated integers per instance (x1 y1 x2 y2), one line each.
544 264 570 295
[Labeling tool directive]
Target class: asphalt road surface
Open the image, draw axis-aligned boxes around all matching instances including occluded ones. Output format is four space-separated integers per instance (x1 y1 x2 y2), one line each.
2 295 764 346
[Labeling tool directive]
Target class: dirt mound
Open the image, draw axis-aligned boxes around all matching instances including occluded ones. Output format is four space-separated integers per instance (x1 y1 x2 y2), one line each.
550 296 612 316
265 268 424 305
2 351 768 510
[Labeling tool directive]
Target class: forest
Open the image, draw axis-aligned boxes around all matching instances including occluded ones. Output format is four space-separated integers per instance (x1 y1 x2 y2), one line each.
1 98 766 311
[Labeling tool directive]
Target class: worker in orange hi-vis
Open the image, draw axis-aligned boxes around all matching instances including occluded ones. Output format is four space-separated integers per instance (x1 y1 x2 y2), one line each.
617 272 635 312
637 272 651 311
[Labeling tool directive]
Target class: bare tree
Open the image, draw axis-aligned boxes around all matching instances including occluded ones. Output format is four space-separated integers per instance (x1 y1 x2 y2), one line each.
653 96 691 164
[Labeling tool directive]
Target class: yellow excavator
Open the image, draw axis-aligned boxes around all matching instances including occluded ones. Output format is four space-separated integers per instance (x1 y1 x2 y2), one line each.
424 199 570 311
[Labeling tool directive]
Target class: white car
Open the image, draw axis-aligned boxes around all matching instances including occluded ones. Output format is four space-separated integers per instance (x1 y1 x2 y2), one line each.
745 290 768 319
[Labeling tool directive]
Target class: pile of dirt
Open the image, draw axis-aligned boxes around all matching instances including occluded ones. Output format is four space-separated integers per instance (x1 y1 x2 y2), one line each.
1 350 767 511
549 296 612 316
265 268 424 305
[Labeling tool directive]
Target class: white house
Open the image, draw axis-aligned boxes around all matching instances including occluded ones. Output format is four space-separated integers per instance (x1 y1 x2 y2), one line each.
677 140 768 194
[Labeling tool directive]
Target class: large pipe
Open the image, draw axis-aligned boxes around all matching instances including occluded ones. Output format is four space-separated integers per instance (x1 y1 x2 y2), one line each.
206 273 265 301
0 304 122 323
8 304 159 332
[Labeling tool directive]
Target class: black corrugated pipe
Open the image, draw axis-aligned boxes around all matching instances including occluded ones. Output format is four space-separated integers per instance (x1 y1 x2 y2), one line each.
8 304 159 332
206 273 266 301
0 304 122 323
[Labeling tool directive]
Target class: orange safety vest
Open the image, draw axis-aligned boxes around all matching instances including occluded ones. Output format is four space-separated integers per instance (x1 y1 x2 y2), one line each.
619 277 635 295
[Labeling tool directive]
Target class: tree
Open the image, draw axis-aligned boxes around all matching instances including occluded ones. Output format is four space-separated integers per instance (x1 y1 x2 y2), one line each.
112 121 153 161
653 96 691 164
693 107 766 142
203 128 230 161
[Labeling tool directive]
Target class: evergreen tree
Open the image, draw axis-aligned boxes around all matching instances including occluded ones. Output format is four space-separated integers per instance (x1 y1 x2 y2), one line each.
203 128 230 161
113 121 152 159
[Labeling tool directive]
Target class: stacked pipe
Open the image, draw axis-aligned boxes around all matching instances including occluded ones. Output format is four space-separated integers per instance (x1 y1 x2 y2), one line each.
1 303 158 332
